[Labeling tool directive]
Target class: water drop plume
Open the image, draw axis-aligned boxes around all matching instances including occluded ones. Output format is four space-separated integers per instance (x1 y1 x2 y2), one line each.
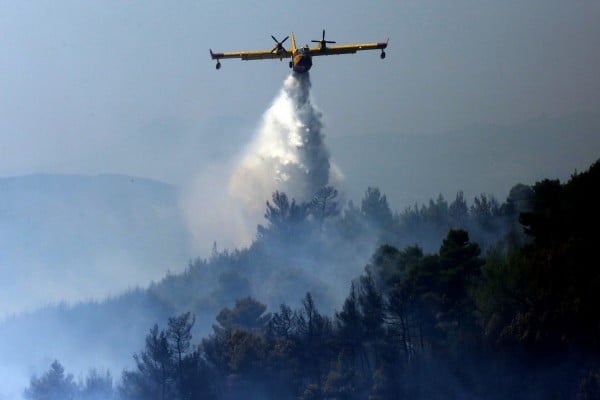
184 72 342 254
229 72 343 220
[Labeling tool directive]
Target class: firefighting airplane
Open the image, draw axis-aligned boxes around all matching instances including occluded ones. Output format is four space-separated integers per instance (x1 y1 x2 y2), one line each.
210 30 388 73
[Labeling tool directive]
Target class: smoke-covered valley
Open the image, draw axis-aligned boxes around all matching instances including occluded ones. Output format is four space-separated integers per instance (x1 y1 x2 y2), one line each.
1 72 599 399
0 174 192 319
1 72 354 398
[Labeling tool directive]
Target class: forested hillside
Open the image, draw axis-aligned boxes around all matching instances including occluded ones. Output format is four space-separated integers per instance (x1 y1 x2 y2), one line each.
18 160 600 399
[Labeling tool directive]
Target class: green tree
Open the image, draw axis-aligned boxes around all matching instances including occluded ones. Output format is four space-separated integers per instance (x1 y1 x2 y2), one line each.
167 312 195 366
257 191 310 242
470 193 500 233
296 293 333 385
310 186 340 231
167 312 203 400
357 273 385 376
449 191 469 228
336 200 370 248
507 163 600 351
424 194 449 232
361 187 395 243
80 369 114 400
171 349 215 400
121 325 173 400
335 282 371 394
224 329 269 374
473 247 523 344
382 246 424 356
24 360 77 400
121 314 214 400
336 283 362 358
361 188 392 223
436 229 483 329
214 297 270 333
202 299 273 399
203 297 270 378
268 303 297 339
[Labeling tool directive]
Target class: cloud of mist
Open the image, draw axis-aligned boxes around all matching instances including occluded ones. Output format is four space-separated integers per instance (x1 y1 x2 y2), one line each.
181 162 254 255
183 72 343 255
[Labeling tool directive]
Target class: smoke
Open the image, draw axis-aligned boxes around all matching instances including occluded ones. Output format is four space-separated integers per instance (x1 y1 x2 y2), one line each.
184 72 343 254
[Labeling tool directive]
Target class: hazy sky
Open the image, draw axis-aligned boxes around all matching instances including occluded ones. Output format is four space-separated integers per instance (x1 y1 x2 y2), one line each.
1 1 600 201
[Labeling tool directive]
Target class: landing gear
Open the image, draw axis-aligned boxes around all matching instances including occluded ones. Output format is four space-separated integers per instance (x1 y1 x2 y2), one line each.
380 50 386 59
216 61 221 70
289 61 293 68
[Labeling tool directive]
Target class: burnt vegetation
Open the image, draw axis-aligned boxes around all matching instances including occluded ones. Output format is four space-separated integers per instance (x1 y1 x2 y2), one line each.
23 159 600 400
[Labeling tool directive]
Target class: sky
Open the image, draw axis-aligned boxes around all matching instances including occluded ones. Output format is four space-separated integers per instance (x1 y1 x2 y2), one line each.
1 1 600 209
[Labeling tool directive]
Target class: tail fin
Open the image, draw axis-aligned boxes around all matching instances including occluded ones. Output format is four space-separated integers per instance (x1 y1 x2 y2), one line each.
291 33 297 53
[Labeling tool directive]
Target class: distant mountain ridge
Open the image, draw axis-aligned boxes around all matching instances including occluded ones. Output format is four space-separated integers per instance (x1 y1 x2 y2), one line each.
0 173 192 320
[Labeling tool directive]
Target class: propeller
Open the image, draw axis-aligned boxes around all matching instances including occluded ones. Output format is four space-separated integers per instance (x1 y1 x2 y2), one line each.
311 29 336 48
270 35 289 54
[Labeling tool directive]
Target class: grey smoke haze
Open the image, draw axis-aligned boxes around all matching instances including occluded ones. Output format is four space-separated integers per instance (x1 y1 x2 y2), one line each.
0 73 355 399
0 174 191 320
2 2 600 397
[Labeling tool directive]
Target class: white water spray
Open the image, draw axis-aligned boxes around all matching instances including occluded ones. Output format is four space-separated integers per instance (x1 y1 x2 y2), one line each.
229 72 342 218
184 72 342 254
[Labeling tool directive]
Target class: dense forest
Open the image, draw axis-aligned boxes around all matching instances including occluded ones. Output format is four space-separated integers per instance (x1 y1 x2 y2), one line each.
21 159 600 400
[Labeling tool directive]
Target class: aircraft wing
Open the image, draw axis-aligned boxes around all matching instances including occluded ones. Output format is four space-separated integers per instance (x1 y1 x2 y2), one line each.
210 49 292 61
307 41 388 57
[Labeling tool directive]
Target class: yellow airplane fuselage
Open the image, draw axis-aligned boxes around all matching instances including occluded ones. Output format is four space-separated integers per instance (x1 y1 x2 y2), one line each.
291 48 313 73
210 31 387 73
